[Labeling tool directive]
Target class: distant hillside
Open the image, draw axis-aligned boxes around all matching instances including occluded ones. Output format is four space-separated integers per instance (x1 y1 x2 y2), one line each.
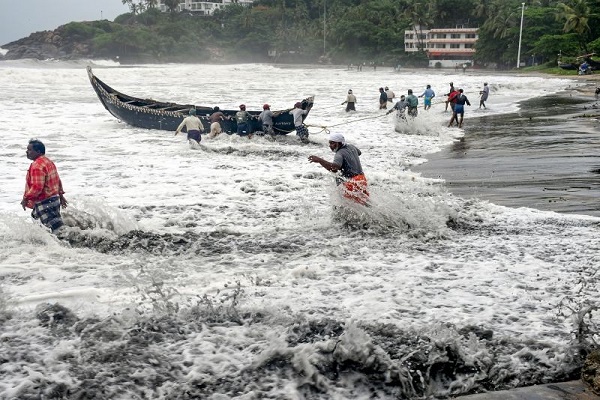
1 17 237 63
2 1 599 67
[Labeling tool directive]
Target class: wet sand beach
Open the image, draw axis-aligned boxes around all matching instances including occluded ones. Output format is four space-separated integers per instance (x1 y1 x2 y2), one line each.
414 78 600 217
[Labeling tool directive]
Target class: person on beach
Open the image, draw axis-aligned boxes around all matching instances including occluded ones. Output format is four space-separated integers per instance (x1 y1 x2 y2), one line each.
308 133 369 206
385 86 395 103
21 139 68 233
419 84 435 110
445 82 456 112
258 104 279 136
379 87 388 109
342 89 357 112
479 82 490 109
208 106 227 138
595 87 599 100
406 89 419 118
235 104 253 137
175 108 204 143
387 95 408 119
448 89 471 128
290 101 309 143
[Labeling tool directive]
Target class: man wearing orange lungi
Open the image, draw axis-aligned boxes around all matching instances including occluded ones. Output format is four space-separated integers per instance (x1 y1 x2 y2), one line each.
308 133 369 206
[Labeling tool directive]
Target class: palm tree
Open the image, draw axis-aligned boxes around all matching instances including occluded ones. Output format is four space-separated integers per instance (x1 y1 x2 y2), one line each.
404 1 433 52
145 0 159 9
163 0 180 13
556 0 595 52
484 2 519 39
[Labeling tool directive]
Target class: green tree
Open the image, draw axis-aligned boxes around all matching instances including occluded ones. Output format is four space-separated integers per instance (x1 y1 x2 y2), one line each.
163 0 180 13
403 1 433 51
556 0 595 52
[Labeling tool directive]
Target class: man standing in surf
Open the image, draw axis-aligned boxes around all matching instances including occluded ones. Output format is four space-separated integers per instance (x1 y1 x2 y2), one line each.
290 102 310 143
21 139 68 232
308 133 369 206
175 108 204 144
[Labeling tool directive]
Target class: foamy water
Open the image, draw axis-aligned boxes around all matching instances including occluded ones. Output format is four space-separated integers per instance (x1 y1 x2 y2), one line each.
0 61 598 399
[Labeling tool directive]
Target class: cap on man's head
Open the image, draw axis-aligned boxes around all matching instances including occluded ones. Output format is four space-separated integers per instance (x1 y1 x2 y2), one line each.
294 102 302 108
263 104 270 109
328 132 346 145
348 89 353 93
239 104 246 109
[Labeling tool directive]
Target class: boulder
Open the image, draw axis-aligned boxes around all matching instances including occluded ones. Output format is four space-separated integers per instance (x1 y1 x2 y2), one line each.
582 349 600 395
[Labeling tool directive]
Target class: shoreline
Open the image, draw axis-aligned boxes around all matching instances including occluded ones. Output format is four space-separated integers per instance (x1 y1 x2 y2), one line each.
413 79 600 218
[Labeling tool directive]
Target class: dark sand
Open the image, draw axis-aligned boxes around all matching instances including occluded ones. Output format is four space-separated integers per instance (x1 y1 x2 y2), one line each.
413 81 600 217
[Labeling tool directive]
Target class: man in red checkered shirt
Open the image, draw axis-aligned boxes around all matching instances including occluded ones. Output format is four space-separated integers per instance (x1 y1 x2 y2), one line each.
21 139 68 232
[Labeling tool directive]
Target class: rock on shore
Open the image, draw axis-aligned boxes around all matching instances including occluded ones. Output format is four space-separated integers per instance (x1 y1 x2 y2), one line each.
2 27 93 61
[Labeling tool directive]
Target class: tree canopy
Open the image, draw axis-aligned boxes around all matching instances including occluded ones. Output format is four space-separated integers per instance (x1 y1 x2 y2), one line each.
59 0 600 65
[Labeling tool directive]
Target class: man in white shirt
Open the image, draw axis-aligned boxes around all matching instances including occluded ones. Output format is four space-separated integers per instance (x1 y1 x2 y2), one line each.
385 86 395 103
175 108 204 143
289 102 309 143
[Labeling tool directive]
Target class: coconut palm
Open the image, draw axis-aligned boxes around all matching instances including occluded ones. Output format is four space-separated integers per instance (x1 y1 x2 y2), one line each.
163 0 180 13
403 1 434 51
556 0 595 51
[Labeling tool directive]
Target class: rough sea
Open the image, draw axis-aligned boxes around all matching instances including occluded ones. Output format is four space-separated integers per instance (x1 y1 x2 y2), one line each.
0 60 599 399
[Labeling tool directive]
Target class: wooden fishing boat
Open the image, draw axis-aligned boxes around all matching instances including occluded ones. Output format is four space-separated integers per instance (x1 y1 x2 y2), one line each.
558 62 577 71
87 66 314 135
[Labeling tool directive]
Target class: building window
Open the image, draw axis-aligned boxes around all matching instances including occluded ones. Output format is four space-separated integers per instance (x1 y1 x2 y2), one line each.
464 43 474 48
437 33 446 39
450 43 460 48
405 33 414 39
451 33 461 39
465 33 476 39
436 44 446 48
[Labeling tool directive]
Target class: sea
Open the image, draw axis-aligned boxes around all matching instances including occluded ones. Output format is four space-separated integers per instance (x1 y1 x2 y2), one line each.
0 60 599 399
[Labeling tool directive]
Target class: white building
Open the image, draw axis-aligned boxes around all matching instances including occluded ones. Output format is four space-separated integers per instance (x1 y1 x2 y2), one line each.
158 0 253 16
405 26 478 68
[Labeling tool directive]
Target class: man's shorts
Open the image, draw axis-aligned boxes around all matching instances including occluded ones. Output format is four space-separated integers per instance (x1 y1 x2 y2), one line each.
187 130 201 142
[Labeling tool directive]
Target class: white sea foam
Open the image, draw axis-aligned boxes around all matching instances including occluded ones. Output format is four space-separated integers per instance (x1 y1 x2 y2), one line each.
0 62 597 398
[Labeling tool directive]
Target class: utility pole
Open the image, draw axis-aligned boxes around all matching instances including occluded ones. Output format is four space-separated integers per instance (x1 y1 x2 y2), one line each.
517 2 525 68
323 0 326 55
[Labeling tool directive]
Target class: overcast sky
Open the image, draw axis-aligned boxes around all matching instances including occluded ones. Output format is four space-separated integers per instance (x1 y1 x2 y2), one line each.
0 0 130 46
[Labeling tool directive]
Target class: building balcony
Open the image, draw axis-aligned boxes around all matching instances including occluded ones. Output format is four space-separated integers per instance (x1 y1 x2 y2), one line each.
428 38 478 43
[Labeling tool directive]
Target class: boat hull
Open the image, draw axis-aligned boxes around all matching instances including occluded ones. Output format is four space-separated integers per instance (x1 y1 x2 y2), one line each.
87 66 313 135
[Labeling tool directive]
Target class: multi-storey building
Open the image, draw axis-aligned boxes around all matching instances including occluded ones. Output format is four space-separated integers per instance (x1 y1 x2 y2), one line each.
158 0 253 16
405 25 478 68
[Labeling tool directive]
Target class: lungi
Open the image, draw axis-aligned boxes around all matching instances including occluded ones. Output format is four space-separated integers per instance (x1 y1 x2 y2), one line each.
31 195 64 232
210 122 222 136
340 174 369 206
295 124 309 140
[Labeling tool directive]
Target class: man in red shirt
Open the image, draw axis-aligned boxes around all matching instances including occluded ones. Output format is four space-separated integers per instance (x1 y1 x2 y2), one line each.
21 139 68 232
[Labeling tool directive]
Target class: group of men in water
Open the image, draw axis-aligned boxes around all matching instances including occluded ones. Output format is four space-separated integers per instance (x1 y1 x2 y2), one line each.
345 82 490 129
174 102 310 144
22 81 492 233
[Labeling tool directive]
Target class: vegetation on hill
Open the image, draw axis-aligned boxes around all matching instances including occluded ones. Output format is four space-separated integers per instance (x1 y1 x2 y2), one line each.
4 0 600 66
